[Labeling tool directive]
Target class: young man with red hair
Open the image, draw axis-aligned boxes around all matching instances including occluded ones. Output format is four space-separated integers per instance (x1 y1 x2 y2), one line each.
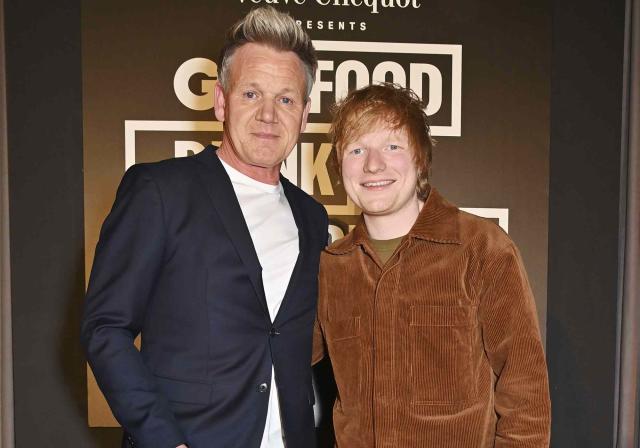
313 83 550 447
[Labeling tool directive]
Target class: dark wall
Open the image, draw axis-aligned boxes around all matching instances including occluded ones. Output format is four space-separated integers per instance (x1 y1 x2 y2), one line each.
547 0 626 446
4 0 120 445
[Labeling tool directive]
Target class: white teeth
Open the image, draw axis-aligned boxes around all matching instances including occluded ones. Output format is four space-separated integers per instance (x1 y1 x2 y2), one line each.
363 180 394 187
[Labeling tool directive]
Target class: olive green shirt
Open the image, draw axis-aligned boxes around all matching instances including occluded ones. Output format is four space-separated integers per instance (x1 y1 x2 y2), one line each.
368 236 404 265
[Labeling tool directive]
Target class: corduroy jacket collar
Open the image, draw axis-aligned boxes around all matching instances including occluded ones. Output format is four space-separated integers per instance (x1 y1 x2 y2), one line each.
327 187 461 255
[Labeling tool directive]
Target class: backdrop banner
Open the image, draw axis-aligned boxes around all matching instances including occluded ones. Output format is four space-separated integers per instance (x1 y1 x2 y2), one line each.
82 0 550 426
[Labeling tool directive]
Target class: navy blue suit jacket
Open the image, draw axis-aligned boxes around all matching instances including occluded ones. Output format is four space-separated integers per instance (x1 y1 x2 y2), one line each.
81 146 328 448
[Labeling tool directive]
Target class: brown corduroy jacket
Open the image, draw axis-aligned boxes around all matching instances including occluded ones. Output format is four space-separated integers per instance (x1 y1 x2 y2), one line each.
313 188 551 448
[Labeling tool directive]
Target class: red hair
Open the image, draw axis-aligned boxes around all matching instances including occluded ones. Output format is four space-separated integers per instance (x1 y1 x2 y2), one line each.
330 83 434 199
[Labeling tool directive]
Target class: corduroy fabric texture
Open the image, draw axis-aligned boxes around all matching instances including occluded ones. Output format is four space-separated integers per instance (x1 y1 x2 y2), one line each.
313 188 551 447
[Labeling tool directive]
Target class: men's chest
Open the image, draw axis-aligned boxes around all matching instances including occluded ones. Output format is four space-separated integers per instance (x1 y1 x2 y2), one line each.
321 240 478 329
150 185 321 326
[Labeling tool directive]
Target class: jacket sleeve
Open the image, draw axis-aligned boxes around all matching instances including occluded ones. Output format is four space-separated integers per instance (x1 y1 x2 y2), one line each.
80 165 186 448
312 317 326 365
478 240 551 447
312 210 329 366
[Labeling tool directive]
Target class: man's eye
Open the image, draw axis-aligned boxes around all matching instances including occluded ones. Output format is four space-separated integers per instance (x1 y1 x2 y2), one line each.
244 91 257 99
280 97 293 105
349 148 363 156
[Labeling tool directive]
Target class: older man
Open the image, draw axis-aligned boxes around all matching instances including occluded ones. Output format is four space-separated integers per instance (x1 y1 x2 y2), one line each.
81 7 327 448
313 83 550 447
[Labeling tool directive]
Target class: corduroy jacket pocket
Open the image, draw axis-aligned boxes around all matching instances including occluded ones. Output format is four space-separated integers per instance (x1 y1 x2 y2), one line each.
409 305 477 405
325 316 362 410
326 315 360 342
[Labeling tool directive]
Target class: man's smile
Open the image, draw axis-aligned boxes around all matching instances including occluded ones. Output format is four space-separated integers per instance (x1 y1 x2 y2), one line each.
361 179 396 189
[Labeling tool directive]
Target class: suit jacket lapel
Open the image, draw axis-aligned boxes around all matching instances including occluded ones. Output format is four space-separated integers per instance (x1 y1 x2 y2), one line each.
190 145 269 318
282 175 308 255
273 176 308 326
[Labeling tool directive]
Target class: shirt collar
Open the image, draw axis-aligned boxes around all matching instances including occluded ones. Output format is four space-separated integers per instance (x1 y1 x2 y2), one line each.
326 187 461 255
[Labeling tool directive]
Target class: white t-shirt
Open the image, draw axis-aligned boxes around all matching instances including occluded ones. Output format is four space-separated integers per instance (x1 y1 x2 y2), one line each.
220 158 299 448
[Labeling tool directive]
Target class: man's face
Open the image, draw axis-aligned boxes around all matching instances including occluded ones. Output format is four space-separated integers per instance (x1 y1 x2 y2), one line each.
341 124 421 219
214 43 310 174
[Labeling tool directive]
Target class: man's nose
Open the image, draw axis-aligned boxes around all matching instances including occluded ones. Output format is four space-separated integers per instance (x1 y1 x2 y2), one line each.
364 149 385 173
256 99 277 124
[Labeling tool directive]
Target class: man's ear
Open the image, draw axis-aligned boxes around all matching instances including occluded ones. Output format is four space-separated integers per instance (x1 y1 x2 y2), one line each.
300 98 312 133
214 81 226 122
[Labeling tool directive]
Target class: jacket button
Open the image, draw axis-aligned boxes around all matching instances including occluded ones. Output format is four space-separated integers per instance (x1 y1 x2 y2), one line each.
259 383 268 393
269 327 280 336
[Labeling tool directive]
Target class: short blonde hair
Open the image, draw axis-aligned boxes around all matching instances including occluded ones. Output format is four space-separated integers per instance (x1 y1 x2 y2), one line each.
330 83 434 200
218 6 317 100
